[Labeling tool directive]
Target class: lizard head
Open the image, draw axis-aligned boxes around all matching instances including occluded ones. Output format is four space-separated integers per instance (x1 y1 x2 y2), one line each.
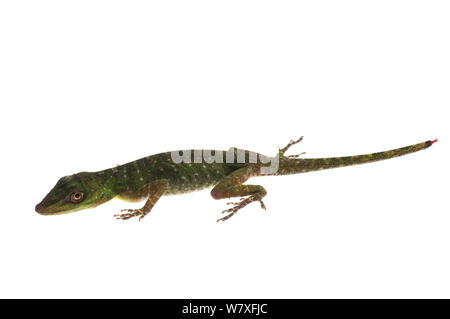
35 172 112 215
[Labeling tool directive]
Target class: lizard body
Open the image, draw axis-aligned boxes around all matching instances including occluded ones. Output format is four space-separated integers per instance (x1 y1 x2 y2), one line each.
35 138 436 222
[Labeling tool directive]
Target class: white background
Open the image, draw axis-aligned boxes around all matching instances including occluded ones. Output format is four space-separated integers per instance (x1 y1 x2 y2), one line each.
0 1 449 298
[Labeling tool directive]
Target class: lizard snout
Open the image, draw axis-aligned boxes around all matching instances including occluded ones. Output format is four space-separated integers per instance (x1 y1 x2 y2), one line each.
35 202 44 214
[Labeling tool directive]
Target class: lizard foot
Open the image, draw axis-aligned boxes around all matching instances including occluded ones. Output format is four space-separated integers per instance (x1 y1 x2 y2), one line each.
278 136 304 158
217 195 266 223
114 208 148 221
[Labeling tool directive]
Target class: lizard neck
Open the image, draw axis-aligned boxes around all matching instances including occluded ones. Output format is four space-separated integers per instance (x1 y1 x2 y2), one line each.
92 168 120 202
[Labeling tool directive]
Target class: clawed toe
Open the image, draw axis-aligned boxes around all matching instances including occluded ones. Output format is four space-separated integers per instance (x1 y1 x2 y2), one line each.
217 211 237 222
286 152 306 159
226 201 240 206
259 200 267 210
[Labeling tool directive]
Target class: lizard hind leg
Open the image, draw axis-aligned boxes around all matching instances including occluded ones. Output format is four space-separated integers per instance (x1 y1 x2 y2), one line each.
210 167 267 222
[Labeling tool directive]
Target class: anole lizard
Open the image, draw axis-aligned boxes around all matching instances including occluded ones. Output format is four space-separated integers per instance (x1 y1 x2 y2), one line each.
35 137 437 222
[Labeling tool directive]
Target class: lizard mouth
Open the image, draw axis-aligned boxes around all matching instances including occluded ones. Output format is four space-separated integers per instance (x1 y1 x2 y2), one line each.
35 200 90 215
35 202 62 215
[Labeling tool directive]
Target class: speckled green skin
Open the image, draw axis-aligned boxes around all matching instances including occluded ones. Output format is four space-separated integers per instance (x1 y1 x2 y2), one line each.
108 151 245 199
35 140 435 221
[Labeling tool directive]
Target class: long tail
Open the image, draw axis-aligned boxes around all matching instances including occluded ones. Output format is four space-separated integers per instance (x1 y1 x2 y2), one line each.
276 139 437 176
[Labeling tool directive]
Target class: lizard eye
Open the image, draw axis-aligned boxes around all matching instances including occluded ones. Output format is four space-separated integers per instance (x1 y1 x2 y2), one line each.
70 191 84 203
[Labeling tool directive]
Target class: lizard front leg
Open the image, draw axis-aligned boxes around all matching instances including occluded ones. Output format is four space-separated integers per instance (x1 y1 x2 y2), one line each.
210 167 267 222
114 179 169 221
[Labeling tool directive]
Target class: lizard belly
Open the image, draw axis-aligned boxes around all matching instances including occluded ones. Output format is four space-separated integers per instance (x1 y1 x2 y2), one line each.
115 191 149 202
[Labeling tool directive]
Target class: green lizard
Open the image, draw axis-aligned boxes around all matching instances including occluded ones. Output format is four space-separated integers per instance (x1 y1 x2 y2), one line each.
35 137 437 222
